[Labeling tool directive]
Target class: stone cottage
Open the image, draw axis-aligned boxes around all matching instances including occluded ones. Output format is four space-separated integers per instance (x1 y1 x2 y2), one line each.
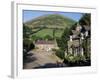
35 40 58 51
65 23 90 57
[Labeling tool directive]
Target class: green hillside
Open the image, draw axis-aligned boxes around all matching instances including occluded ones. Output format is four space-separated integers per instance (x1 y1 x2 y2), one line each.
23 14 76 39
25 14 75 29
32 28 63 38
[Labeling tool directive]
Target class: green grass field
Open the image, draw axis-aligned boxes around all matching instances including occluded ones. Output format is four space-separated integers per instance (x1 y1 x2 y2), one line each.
32 28 64 38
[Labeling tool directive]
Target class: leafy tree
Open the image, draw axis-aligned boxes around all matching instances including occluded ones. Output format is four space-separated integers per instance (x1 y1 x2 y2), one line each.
53 28 56 40
79 13 91 26
56 24 76 56
60 27 70 51
55 49 65 59
23 38 35 52
23 24 32 38
23 24 36 65
79 13 91 59
31 35 38 41
70 22 77 30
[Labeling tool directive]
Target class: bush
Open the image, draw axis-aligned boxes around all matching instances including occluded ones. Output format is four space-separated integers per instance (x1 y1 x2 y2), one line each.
52 48 57 52
64 54 87 66
55 49 65 59
65 54 75 63
31 35 38 41
23 38 35 52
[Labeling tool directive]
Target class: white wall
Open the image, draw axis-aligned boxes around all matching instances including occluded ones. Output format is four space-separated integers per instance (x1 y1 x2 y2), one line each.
0 0 100 80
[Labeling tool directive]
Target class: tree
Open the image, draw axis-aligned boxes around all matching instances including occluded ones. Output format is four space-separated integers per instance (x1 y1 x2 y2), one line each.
56 27 70 55
53 28 56 40
23 24 32 38
79 13 91 59
55 49 65 59
61 27 70 51
79 13 91 26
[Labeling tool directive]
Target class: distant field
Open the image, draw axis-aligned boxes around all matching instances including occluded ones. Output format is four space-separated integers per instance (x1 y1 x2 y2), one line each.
55 29 64 37
32 28 64 38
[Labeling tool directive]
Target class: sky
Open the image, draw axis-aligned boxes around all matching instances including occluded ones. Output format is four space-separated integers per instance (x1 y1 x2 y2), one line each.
23 10 84 23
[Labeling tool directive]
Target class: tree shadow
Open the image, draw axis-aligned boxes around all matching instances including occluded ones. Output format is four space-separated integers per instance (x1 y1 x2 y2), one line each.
33 62 67 69
23 52 37 63
23 53 37 69
63 59 91 67
24 57 37 63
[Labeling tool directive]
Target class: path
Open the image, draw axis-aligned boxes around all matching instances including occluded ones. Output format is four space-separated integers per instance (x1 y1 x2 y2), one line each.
23 49 65 69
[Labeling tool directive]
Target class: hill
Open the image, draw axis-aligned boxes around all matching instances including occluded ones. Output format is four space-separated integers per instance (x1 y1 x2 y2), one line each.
23 14 76 39
24 14 76 29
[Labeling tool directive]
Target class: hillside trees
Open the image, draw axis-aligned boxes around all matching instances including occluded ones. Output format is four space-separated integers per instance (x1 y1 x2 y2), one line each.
79 13 91 26
79 13 91 59
56 27 70 59
23 24 35 58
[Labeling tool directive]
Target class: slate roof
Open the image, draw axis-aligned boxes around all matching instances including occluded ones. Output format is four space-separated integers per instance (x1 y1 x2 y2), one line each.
35 40 54 44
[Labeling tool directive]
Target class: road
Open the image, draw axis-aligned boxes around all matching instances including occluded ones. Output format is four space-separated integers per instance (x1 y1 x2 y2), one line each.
23 49 65 69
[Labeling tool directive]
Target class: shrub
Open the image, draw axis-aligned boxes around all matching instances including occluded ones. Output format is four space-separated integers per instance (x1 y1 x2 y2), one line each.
65 54 75 63
23 38 35 52
64 54 86 66
52 48 57 52
55 49 65 59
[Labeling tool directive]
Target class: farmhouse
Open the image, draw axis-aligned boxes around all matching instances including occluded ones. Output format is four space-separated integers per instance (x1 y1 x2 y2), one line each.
35 40 58 51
